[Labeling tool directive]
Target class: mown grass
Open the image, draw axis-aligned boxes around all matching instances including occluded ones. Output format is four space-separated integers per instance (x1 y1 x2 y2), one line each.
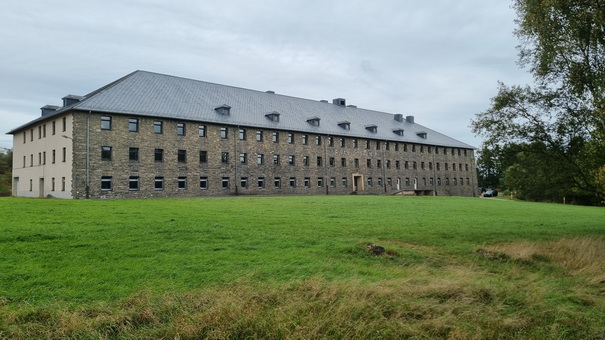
1 196 604 339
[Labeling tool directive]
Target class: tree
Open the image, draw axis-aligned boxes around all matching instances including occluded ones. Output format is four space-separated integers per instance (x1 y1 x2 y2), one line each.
0 149 12 195
472 0 605 203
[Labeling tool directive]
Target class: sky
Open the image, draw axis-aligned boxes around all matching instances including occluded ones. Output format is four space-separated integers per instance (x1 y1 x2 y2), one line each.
0 0 533 151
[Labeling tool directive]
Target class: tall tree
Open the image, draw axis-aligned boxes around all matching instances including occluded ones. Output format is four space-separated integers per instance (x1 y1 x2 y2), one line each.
472 0 605 203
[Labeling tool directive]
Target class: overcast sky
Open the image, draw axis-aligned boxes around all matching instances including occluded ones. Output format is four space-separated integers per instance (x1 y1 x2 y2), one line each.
0 0 532 151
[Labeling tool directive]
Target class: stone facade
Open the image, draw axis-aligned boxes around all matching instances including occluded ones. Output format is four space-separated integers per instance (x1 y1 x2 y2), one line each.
69 112 477 199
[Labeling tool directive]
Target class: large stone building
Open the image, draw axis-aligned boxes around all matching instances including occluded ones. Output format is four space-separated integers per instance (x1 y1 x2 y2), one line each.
8 70 477 199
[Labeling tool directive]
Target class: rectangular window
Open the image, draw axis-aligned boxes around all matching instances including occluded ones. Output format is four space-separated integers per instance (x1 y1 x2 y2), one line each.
288 133 294 144
38 126 42 139
155 177 164 190
274 177 281 188
221 152 229 163
61 177 66 191
376 141 381 150
101 146 112 161
129 147 139 161
42 151 46 165
302 134 308 145
289 177 296 188
200 177 208 190
341 158 347 167
367 159 372 168
317 156 322 166
52 150 56 164
354 158 359 168
51 177 55 191
303 156 309 166
42 124 46 138
365 140 370 149
178 177 187 190
421 161 425 170
222 177 230 189
327 137 334 147
30 129 33 141
52 121 56 135
154 121 163 134
23 132 26 144
129 118 139 132
329 157 335 167
239 128 246 140
288 155 295 165
273 154 280 165
339 138 345 147
257 153 264 165
22 156 25 167
101 176 112 191
368 177 373 186
62 147 66 162
198 125 206 137
240 153 247 164
129 176 140 191
101 116 111 130
240 177 248 188
377 160 382 168
395 143 399 151
395 160 400 169
304 177 310 188
437 162 441 171
413 161 417 170
178 149 187 163
342 177 348 187
353 139 358 148
378 177 383 186
62 117 67 132
315 136 321 145
330 177 336 187
272 132 279 143
220 127 228 139
317 177 324 187
256 130 263 142
155 149 164 162
177 123 185 136
199 150 207 163
258 177 265 188
386 160 391 169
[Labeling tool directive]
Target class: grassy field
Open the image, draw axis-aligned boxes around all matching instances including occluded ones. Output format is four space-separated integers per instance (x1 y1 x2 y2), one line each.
1 195 604 339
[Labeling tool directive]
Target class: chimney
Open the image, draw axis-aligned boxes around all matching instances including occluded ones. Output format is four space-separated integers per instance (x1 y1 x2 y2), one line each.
62 95 83 107
266 90 275 94
405 115 414 124
41 105 60 116
394 114 404 122
332 98 346 106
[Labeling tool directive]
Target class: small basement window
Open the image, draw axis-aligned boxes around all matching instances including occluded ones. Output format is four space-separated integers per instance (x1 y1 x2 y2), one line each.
265 111 280 122
215 104 231 115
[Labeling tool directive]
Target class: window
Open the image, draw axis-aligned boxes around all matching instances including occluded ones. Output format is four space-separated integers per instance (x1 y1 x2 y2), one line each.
365 140 370 149
101 146 112 161
315 136 321 145
221 152 229 164
339 138 345 147
329 157 335 167
303 156 309 166
220 127 228 139
155 149 164 162
258 177 265 188
307 117 320 126
317 177 324 187
42 125 46 138
38 126 42 139
288 133 294 144
386 160 391 169
377 160 382 168
222 177 230 189
272 132 279 143
129 118 139 132
385 142 390 151
52 121 56 135
388 178 392 186
52 150 56 164
198 125 206 137
273 154 280 165
178 149 187 163
413 161 417 170
61 177 66 191
302 134 308 145
101 176 112 191
30 129 33 141
177 123 185 136
378 177 383 186
423 178 427 186
288 155 295 165
289 177 296 188
395 160 400 169
257 153 264 165
354 158 360 168
240 153 247 164
341 158 347 167
239 128 246 140
405 177 410 186
330 177 336 187
317 156 322 166
178 177 187 189
445 178 450 185
200 177 208 190
265 111 280 122
240 177 248 188
429 162 433 170
101 116 111 130
421 162 425 170
412 145 416 152
129 147 139 161
327 137 334 147
215 105 231 115
304 177 310 188
199 150 207 163
437 163 441 171
129 176 139 191
367 159 372 168
420 145 424 153
51 177 55 191
274 177 281 188
368 177 373 186
256 130 263 142
342 177 348 187
353 139 358 148
154 121 163 134
155 177 164 190
62 147 66 162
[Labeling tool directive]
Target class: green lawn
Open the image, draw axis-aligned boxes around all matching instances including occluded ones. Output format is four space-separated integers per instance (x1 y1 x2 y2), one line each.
1 196 604 339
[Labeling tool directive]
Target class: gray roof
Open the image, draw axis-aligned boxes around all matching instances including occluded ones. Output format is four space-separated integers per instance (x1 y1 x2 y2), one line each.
8 70 475 149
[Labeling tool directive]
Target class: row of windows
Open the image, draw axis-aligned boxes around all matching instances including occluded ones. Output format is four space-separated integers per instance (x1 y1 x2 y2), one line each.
100 116 470 157
100 175 473 191
23 117 68 143
23 148 67 167
101 147 472 171
28 177 67 192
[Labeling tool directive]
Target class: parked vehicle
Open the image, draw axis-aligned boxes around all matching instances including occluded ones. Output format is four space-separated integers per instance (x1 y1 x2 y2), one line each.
483 189 498 197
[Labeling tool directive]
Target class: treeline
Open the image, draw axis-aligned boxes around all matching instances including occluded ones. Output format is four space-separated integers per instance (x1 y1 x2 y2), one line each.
0 150 12 196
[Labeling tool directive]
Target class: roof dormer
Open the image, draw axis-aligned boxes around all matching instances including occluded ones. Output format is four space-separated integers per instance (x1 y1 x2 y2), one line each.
307 116 320 126
338 121 351 130
417 131 427 139
215 104 231 115
393 128 404 136
365 124 377 133
265 111 280 122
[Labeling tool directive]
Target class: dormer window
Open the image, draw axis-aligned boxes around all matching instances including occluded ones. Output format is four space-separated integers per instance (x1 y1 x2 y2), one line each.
215 105 231 115
365 124 377 133
265 111 280 122
393 128 404 136
338 121 350 130
417 132 427 139
307 117 320 126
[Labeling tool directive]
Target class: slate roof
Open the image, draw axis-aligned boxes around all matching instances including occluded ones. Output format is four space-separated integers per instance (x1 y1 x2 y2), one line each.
8 70 475 149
